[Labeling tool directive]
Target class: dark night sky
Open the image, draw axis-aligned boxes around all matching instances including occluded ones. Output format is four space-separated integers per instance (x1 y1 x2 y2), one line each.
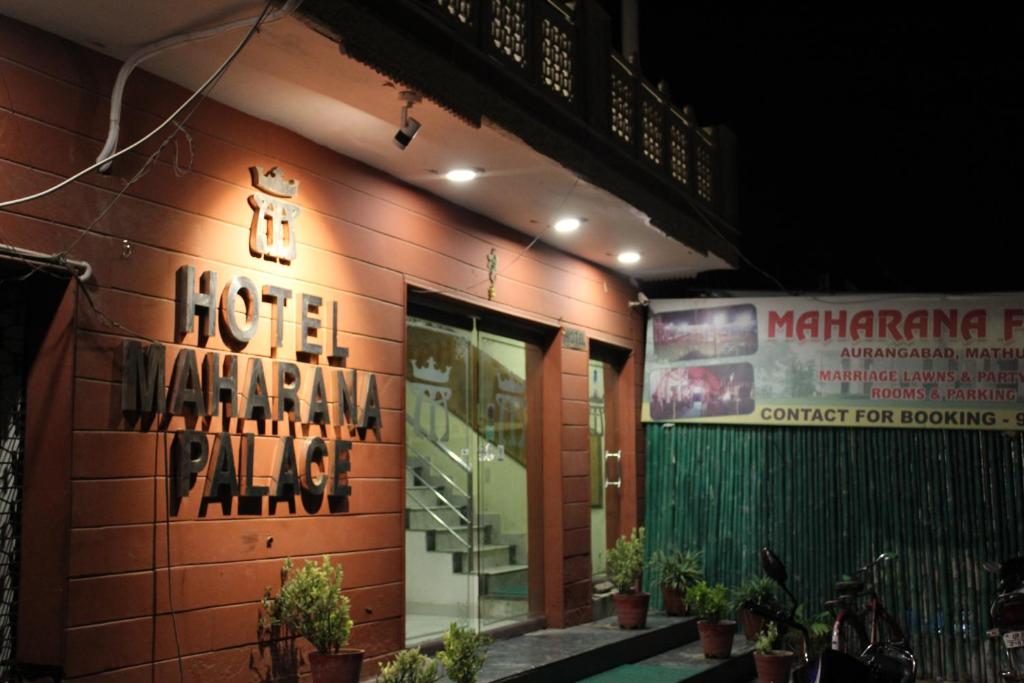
632 6 1024 294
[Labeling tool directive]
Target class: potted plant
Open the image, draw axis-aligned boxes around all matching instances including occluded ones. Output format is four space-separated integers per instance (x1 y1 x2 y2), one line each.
686 580 735 658
753 622 795 683
436 623 491 683
650 547 702 616
606 527 649 629
261 556 362 683
784 607 832 662
377 647 439 683
732 576 780 640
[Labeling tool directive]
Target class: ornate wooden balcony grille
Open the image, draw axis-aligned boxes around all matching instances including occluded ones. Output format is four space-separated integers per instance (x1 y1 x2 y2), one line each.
490 0 527 67
437 0 474 26
640 84 665 167
695 127 716 204
414 0 727 211
540 14 573 101
668 108 693 188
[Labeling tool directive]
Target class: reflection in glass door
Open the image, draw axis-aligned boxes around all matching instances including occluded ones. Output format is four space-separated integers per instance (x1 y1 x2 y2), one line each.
589 360 607 579
475 332 530 630
404 314 533 645
589 357 621 583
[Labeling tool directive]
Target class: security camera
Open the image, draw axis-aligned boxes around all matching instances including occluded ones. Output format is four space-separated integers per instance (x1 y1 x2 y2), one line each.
394 115 421 150
629 292 650 308
394 90 422 151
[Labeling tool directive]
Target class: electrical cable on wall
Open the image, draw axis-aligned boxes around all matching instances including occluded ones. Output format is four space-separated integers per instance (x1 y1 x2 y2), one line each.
95 0 301 173
0 0 298 212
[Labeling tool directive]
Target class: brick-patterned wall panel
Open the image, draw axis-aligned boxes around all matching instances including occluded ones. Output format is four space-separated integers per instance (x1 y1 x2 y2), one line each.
0 15 643 678
559 347 592 623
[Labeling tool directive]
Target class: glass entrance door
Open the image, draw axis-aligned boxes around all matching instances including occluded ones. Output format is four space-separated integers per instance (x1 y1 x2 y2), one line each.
405 314 533 644
475 331 530 629
589 358 621 582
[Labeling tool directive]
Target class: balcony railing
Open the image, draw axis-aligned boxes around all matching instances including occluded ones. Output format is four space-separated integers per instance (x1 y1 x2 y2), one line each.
424 0 724 214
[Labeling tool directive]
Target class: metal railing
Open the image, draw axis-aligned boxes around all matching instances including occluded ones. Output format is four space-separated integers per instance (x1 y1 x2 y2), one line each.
405 489 471 549
405 414 474 552
406 415 471 473
406 464 470 526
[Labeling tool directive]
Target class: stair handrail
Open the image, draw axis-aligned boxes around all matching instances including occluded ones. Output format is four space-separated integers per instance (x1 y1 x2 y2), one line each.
406 489 471 549
406 464 470 526
408 442 470 500
405 414 471 472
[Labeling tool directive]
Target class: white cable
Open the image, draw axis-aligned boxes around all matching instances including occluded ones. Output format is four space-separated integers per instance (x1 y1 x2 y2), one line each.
0 0 296 210
96 0 301 172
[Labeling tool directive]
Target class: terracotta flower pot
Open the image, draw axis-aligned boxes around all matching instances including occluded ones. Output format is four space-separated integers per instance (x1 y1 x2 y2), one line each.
613 592 650 629
661 585 687 616
696 619 736 658
739 607 765 641
309 649 364 683
754 650 795 683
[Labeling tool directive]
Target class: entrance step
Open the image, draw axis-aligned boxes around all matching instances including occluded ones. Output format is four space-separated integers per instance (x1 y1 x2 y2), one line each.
427 525 492 552
405 485 468 509
437 615 698 683
580 637 756 683
407 505 468 530
479 564 528 598
452 545 514 572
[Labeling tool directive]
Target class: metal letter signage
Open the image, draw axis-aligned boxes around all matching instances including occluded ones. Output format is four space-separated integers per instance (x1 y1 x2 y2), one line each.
249 166 300 262
117 165 376 511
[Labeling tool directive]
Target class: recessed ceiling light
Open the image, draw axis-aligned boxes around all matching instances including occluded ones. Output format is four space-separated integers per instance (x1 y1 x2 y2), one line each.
554 217 581 233
445 168 478 182
617 250 641 265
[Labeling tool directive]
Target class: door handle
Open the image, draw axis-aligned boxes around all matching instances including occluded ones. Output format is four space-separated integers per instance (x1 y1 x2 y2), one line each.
604 450 621 489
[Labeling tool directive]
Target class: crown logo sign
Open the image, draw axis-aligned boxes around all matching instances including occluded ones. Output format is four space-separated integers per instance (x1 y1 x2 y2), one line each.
410 358 452 384
497 374 525 394
249 165 300 262
250 166 299 198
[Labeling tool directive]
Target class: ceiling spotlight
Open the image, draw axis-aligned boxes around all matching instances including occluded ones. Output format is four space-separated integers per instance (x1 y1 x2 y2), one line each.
554 217 581 233
446 168 478 182
617 250 641 265
394 91 422 150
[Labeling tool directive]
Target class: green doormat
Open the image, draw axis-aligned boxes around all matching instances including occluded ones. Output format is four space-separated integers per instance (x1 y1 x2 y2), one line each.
579 664 706 682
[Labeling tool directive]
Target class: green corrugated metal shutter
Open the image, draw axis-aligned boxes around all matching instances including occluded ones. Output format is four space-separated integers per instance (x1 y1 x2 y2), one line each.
643 423 1024 682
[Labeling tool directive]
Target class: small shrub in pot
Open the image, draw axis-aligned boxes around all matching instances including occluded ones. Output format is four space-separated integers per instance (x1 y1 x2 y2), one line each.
606 527 650 629
753 622 795 683
649 548 702 616
436 623 491 683
686 581 736 659
732 576 780 640
376 647 439 683
261 556 362 683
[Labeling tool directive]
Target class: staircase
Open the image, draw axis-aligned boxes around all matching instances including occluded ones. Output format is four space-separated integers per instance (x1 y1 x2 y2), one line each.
405 416 529 637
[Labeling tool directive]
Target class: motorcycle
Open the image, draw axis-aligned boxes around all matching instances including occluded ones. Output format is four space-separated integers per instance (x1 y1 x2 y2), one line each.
986 556 1024 681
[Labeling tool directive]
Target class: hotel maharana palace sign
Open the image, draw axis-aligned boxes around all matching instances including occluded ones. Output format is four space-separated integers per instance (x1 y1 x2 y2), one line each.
642 294 1024 430
119 167 380 504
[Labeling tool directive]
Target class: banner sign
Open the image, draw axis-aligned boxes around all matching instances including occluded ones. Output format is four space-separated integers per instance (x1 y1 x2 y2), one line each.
642 295 1024 430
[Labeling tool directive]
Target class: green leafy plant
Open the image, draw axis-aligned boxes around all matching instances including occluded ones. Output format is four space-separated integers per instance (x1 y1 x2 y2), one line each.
436 623 491 683
649 548 703 590
685 581 730 623
731 576 779 614
606 527 646 593
784 606 831 659
755 621 787 654
376 647 439 683
261 556 354 654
